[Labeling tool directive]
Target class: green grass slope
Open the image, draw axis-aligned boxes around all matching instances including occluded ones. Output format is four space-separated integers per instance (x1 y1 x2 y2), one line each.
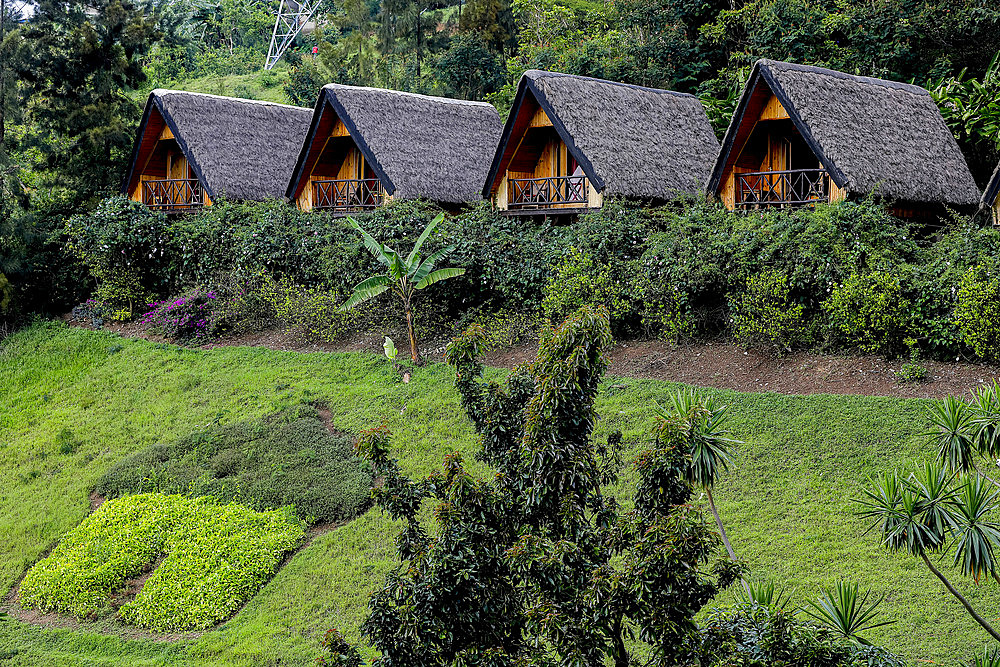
145 69 292 104
0 321 996 665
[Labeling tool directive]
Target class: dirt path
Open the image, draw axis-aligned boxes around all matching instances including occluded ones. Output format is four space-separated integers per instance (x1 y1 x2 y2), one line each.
69 317 1000 400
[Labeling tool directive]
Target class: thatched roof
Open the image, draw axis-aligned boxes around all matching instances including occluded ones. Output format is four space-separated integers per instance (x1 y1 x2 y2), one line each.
123 90 312 201
983 161 1000 211
287 84 503 204
484 70 719 201
708 60 980 207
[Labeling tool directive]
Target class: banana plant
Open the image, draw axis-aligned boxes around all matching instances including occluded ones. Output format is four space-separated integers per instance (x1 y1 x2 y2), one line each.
340 213 465 365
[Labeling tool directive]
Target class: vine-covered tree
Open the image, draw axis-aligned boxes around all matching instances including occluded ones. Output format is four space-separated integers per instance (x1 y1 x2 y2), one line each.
348 306 741 665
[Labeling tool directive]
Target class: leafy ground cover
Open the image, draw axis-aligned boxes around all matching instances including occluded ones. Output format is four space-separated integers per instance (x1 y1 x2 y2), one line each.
18 493 305 632
0 321 998 665
97 406 371 525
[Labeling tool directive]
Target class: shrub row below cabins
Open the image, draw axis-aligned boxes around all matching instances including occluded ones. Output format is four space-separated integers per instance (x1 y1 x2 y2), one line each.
65 195 1000 363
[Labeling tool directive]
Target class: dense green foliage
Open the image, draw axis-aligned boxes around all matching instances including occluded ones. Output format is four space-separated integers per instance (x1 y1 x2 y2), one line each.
97 405 372 524
19 493 305 631
2 322 999 664
59 195 1000 363
955 266 1000 361
355 307 744 664
730 270 809 353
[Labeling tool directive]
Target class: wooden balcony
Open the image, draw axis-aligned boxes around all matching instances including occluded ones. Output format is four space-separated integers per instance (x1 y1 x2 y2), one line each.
313 178 385 212
142 179 204 213
735 168 830 209
508 175 589 210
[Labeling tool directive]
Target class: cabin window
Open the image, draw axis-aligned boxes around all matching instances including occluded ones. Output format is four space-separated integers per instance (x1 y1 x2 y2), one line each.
133 135 205 213
306 138 384 212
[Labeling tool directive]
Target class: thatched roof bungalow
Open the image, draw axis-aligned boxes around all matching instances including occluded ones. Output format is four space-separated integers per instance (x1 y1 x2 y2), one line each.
707 60 980 219
286 84 503 213
983 163 1000 225
482 70 720 216
122 90 312 213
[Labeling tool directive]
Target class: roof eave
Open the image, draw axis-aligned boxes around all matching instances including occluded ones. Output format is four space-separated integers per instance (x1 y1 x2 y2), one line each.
121 94 157 197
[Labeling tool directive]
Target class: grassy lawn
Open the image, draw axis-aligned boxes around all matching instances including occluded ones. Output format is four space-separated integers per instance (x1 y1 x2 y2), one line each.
148 69 293 105
0 321 996 665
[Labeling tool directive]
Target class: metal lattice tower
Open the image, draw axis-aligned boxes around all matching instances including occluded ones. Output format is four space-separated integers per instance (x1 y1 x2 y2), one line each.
265 0 322 70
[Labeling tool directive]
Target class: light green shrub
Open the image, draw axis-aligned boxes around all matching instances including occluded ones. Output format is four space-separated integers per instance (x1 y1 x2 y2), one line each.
19 493 305 631
822 272 908 356
541 247 629 326
955 265 1000 362
118 499 304 631
730 270 809 353
19 493 188 618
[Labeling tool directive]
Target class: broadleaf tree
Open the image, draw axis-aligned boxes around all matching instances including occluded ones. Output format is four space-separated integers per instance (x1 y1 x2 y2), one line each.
346 306 742 665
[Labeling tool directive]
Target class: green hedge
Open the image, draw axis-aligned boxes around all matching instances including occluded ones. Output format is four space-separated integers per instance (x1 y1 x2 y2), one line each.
19 493 305 630
63 195 1000 361
97 405 372 524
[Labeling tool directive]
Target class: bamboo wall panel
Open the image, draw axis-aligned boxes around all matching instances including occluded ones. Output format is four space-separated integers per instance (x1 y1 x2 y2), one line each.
529 107 553 128
760 95 790 120
829 180 847 203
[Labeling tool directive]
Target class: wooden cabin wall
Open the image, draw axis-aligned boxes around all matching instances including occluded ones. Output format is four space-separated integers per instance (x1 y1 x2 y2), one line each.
993 200 1000 226
130 125 204 204
497 106 598 211
297 118 381 212
719 93 845 211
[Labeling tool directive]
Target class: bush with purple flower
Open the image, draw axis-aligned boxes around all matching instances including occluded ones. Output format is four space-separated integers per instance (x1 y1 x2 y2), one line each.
141 287 227 341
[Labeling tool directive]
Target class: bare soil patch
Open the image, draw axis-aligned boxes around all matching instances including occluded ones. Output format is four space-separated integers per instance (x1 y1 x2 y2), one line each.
70 316 1000 400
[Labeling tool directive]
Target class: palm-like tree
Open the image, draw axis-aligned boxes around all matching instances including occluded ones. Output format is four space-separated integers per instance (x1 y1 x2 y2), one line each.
926 385 1000 488
857 461 1000 643
341 213 464 364
654 389 740 560
802 581 893 645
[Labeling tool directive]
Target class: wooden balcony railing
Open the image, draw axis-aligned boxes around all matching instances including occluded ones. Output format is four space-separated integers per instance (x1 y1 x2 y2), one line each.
142 179 204 212
313 178 385 211
735 169 829 209
509 176 588 209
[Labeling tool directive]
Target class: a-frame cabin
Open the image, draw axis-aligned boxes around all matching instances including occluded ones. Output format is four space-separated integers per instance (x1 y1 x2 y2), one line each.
287 84 503 213
122 90 312 212
483 70 720 216
707 60 980 219
984 162 1000 225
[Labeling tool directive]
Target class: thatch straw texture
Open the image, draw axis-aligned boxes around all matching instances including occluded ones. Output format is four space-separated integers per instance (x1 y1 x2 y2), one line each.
293 84 503 204
144 90 312 201
490 70 719 200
